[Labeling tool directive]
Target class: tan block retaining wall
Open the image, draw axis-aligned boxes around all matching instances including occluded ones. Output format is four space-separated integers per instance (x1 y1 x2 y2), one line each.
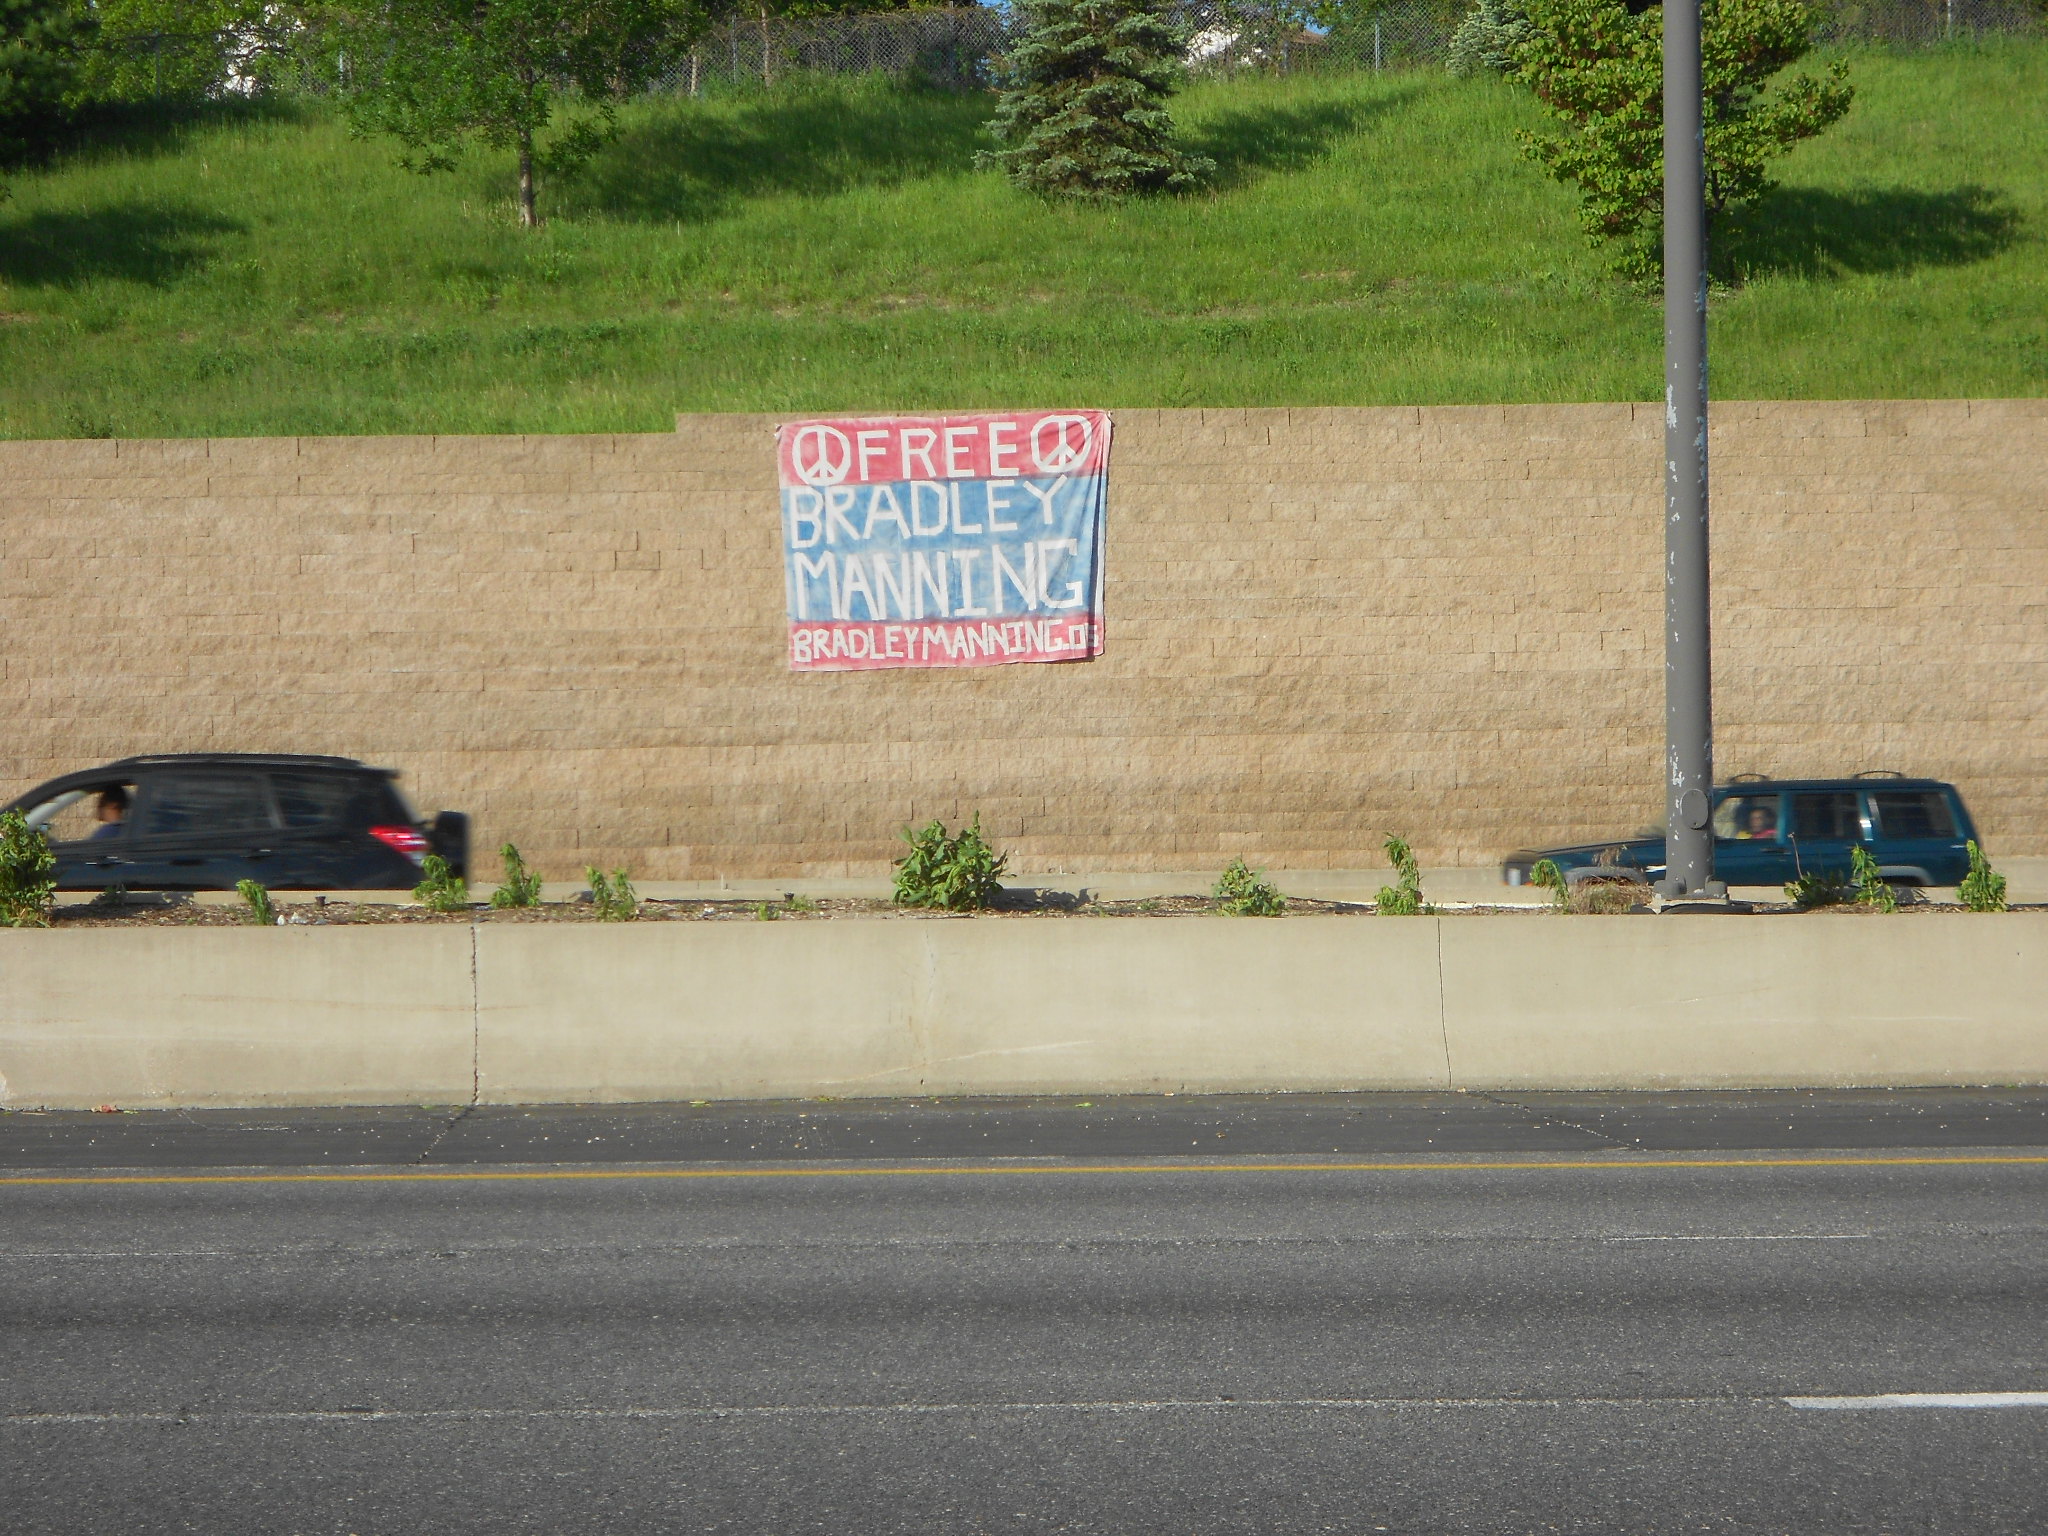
2 401 2043 878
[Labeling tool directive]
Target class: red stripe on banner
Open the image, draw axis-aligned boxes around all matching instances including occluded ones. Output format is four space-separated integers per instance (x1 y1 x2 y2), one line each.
778 412 1111 488
789 617 1104 671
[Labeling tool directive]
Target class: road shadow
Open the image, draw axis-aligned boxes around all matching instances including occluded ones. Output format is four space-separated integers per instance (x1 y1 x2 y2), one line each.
0 202 240 287
569 85 991 223
1187 88 1414 189
1718 184 2024 282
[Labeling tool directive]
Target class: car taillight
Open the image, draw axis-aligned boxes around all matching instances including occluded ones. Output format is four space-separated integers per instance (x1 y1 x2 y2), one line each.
369 824 429 863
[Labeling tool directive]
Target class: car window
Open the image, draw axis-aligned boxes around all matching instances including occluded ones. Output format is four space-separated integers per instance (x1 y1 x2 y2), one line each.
1789 791 1861 841
1713 793 1781 842
137 773 277 838
1869 791 1957 840
23 782 139 845
272 771 369 829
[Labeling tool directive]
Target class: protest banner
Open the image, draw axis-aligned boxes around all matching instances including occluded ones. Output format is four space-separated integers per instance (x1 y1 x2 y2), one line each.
776 410 1110 672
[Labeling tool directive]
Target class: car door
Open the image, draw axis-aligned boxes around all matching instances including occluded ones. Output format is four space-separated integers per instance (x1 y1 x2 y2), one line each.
1786 790 1863 883
267 769 377 888
1865 788 1968 886
125 769 283 889
1710 790 1791 887
19 780 141 891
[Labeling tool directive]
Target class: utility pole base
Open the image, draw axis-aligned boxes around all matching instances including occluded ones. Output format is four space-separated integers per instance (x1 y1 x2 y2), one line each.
1653 890 1754 915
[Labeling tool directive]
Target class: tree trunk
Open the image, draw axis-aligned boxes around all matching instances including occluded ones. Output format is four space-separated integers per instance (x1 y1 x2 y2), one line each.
517 132 538 228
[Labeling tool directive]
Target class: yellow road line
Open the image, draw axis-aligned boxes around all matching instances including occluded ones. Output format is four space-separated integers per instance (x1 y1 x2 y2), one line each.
2 1153 2047 1189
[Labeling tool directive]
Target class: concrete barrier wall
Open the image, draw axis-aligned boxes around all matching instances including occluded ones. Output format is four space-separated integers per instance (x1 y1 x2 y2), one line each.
0 928 476 1108
3 917 2042 1110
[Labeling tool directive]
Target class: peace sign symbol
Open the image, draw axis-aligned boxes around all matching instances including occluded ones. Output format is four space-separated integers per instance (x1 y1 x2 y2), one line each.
1031 415 1094 475
790 424 854 487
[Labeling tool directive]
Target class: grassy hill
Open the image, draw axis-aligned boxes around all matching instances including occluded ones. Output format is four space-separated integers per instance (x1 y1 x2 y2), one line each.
0 40 2041 438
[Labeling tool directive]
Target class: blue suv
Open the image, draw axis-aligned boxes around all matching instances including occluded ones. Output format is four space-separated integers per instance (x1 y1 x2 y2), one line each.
1502 775 1982 891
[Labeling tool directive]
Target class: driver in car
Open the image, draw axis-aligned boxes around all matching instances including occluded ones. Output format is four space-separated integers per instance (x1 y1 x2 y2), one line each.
90 787 128 840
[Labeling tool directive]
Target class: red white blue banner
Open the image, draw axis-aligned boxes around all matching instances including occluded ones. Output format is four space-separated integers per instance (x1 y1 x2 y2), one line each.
777 410 1110 671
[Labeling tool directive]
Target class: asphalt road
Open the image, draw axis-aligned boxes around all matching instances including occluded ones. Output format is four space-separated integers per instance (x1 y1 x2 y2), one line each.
4 1093 2047 1534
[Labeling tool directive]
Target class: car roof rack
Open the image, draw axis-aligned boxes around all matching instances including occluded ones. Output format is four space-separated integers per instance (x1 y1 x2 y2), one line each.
1726 772 1768 783
1852 769 1907 779
101 753 375 770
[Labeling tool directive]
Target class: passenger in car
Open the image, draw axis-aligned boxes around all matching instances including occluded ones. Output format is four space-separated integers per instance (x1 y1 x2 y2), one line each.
90 787 128 839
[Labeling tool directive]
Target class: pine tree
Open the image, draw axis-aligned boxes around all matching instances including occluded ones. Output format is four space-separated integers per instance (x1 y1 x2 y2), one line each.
1 0 94 179
1447 0 1530 78
979 0 1212 200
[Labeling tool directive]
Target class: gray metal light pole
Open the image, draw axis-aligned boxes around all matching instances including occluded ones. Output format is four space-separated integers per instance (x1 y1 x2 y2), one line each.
1658 0 1722 899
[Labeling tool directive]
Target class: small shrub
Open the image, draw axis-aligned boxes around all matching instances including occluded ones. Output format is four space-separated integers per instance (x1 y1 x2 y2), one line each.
893 815 1008 912
236 878 277 926
413 854 469 913
1850 845 1897 913
1958 841 2008 913
1376 835 1426 916
1528 857 1569 911
489 843 544 909
1785 866 1850 910
1212 857 1285 916
586 867 638 921
0 810 57 928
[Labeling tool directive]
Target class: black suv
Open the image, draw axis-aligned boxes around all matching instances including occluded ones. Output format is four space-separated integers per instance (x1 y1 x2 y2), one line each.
5 755 469 892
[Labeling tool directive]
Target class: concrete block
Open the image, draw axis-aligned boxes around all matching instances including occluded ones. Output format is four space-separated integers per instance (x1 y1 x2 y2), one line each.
0 927 475 1109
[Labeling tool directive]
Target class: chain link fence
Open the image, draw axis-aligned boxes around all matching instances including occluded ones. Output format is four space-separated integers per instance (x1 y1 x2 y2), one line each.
82 0 2046 104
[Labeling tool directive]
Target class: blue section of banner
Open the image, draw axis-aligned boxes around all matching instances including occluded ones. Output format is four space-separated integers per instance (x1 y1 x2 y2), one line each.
782 473 1105 627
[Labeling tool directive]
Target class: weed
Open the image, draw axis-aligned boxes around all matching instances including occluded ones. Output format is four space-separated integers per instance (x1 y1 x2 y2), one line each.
893 815 1008 912
236 878 276 926
1850 844 1898 913
753 900 780 920
0 810 57 928
1785 866 1850 909
1212 857 1285 916
586 866 638 920
86 883 131 911
1958 840 2008 912
784 892 820 913
489 842 544 908
1569 881 1642 914
1376 834 1426 915
1528 857 1569 910
413 853 470 913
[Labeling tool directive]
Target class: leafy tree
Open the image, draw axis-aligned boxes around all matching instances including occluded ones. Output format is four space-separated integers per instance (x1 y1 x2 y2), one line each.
1 0 93 180
980 0 1212 200
316 0 712 227
1514 0 1853 279
74 0 279 104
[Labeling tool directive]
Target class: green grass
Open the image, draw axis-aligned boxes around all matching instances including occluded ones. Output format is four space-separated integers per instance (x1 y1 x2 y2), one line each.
0 41 2041 437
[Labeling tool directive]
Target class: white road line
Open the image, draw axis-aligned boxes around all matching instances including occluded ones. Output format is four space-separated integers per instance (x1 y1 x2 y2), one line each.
1787 1393 2048 1410
1603 1234 1873 1242
0 1396 1831 1426
15 1395 2048 1427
